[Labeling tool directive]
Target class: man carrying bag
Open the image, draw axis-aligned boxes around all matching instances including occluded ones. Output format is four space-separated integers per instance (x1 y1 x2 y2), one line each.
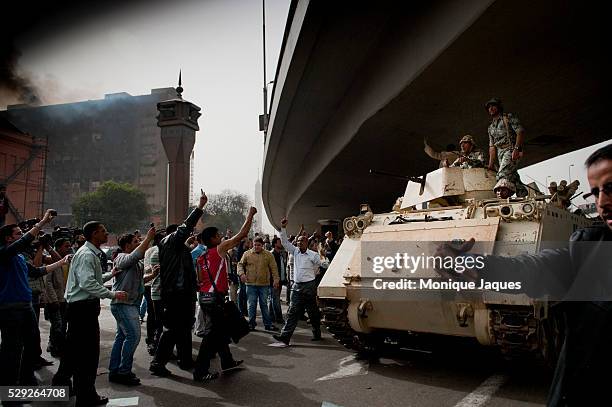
193 207 257 382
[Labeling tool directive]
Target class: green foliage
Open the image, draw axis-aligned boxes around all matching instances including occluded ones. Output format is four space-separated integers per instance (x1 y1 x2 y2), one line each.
72 181 150 233
202 189 251 233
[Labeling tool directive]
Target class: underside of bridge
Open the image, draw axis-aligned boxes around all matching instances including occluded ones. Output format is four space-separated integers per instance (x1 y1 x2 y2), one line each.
262 0 612 232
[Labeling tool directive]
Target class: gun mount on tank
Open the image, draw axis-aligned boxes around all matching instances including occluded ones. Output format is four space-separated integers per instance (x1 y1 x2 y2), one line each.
318 166 593 363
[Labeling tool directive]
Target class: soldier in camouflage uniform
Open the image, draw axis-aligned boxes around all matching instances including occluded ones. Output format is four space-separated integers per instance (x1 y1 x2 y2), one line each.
494 178 516 199
449 134 484 169
485 97 528 197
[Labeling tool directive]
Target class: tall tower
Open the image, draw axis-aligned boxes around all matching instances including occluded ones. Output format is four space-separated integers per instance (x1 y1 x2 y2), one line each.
156 72 201 225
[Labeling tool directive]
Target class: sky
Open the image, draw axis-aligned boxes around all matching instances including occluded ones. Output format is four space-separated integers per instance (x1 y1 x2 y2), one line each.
519 140 611 210
2 0 610 231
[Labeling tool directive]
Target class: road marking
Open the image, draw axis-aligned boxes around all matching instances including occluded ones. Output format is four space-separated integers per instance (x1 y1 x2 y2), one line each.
107 397 139 406
268 341 289 348
315 355 368 381
453 374 508 407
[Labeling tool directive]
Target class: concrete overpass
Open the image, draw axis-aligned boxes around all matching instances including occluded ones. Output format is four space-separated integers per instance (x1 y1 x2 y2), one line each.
262 0 612 232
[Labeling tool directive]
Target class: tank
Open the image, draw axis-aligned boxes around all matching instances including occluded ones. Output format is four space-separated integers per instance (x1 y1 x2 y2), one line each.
318 166 594 362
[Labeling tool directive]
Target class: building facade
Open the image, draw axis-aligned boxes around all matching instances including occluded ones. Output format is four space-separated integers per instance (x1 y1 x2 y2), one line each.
0 88 176 225
0 116 47 225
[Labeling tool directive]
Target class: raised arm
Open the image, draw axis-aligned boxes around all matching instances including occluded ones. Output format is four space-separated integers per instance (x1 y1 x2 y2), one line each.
134 227 156 258
115 227 156 270
280 217 297 254
424 138 443 161
175 192 207 246
218 206 257 256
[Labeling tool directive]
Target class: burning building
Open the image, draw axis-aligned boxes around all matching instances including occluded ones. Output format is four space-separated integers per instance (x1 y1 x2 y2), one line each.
0 88 177 225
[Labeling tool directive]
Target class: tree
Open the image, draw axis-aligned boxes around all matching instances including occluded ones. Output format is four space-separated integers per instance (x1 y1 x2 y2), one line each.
202 189 251 233
72 181 150 233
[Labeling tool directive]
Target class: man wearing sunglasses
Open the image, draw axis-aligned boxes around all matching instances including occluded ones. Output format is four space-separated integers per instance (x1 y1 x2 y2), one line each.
436 143 612 406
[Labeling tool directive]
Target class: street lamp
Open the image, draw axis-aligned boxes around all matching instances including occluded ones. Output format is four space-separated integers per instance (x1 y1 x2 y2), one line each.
568 164 575 181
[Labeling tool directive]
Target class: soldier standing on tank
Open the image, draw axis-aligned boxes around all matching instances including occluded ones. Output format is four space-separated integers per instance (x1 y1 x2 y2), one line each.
449 135 485 169
485 97 528 197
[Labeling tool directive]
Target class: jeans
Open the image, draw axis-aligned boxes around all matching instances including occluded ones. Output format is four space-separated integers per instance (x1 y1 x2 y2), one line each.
268 284 283 323
278 280 321 342
0 304 38 386
109 304 141 375
139 296 147 320
246 285 273 328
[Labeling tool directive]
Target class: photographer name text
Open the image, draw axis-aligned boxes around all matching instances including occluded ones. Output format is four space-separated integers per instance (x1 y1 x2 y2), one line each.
372 278 522 292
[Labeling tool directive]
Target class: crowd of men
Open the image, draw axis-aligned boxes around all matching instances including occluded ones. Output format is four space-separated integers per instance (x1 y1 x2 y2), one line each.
0 191 340 406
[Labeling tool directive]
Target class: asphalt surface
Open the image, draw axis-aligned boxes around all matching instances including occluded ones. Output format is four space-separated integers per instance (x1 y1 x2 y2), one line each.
26 298 551 407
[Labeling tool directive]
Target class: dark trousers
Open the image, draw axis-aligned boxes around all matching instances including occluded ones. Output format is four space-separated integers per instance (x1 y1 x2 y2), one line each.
194 303 233 376
0 304 38 386
150 299 164 350
31 296 43 360
286 281 292 303
53 299 101 402
278 280 321 342
238 282 248 316
151 293 195 368
144 287 159 345
45 302 67 355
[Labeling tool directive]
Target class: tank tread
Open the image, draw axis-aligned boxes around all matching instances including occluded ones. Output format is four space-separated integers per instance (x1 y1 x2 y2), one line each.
320 299 356 349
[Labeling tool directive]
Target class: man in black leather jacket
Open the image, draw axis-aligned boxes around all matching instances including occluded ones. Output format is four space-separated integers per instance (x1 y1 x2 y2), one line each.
437 144 612 406
150 192 207 377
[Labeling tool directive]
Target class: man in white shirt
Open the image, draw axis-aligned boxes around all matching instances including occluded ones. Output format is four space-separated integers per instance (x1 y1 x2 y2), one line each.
273 217 328 345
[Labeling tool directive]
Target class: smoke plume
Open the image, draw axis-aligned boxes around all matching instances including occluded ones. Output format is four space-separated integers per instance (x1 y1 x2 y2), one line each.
0 43 42 107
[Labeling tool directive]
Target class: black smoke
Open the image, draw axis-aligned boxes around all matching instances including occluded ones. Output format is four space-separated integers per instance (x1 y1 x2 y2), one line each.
0 43 41 106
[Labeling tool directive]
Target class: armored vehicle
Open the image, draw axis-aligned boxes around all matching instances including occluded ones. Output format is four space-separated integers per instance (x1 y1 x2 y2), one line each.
318 167 593 362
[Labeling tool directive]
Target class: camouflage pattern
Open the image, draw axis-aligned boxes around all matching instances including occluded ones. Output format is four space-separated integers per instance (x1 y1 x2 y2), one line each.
488 112 527 197
495 147 528 197
494 178 516 193
450 150 485 169
488 113 524 148
459 134 476 145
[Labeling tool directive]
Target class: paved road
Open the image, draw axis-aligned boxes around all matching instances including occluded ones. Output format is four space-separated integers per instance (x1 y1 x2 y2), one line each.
30 300 550 407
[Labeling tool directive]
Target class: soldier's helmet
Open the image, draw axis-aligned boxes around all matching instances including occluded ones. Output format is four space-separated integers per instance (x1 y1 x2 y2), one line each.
485 97 503 111
459 134 475 146
494 178 516 193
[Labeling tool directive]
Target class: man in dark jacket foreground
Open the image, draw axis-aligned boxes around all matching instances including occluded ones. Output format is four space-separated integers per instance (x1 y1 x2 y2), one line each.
149 192 207 377
436 143 612 406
